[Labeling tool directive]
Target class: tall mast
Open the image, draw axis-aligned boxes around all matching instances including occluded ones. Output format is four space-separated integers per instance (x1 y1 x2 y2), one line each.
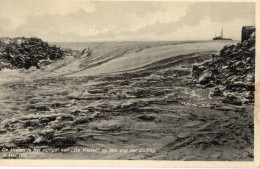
221 27 223 38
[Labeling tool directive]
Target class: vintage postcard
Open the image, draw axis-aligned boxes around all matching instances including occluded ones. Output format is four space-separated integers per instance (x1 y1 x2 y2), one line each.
0 0 259 168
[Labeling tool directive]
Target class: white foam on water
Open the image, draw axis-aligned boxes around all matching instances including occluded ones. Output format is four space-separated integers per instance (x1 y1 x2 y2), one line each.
0 55 82 84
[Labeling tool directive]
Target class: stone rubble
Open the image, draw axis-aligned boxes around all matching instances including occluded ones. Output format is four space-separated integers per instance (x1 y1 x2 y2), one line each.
0 37 65 70
192 30 255 105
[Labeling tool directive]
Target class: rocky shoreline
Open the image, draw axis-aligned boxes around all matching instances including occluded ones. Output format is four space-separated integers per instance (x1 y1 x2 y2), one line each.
0 37 67 70
192 28 255 106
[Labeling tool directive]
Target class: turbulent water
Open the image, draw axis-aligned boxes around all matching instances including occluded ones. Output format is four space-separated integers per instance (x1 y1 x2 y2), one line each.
0 40 254 160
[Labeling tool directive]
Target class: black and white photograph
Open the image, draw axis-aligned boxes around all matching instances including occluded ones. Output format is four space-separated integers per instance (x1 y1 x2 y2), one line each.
0 0 258 165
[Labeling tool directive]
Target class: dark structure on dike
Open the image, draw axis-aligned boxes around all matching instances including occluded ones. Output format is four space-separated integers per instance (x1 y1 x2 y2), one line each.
242 26 255 42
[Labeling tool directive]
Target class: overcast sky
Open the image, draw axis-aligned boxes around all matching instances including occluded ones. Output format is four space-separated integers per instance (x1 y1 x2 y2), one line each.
0 1 255 42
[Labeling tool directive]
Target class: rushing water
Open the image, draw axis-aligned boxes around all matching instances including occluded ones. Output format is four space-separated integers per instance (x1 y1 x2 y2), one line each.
0 40 252 160
0 40 237 83
67 41 237 77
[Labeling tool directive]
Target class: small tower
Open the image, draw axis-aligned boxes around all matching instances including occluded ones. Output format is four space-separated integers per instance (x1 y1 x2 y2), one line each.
221 27 223 38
